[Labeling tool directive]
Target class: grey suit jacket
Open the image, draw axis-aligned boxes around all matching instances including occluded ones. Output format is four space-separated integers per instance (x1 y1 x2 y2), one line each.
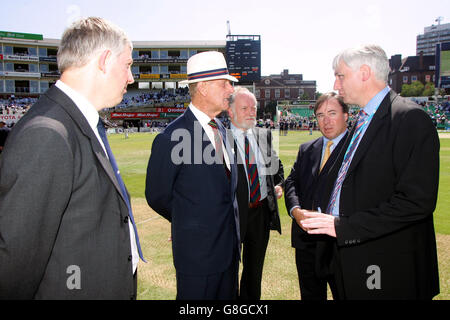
233 127 284 238
0 85 136 299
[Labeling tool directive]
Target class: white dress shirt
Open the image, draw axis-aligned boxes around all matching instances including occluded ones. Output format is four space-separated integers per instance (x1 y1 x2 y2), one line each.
189 103 230 170
230 123 268 201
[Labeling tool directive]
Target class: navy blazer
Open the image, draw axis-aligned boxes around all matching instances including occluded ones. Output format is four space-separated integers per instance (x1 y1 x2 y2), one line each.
145 108 240 276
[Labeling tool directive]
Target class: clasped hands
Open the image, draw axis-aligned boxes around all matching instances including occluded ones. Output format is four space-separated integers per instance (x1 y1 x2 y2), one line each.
291 208 336 238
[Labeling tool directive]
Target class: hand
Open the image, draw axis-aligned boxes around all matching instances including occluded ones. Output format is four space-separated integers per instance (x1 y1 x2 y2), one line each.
291 208 310 232
275 186 283 199
300 212 337 238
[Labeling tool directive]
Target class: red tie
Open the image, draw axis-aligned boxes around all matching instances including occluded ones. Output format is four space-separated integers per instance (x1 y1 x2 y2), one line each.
208 119 230 179
245 134 261 204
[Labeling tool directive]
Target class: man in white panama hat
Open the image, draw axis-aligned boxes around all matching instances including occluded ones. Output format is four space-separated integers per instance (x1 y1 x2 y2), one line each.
145 51 241 299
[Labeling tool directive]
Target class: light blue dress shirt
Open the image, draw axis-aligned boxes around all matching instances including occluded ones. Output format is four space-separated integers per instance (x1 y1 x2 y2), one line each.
331 86 390 216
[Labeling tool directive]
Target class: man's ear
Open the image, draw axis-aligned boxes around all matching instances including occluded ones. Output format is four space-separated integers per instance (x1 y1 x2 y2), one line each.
227 106 234 119
360 64 372 82
98 49 112 73
197 81 208 97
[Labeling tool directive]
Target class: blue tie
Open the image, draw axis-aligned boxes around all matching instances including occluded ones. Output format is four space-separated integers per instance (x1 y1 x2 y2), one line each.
327 110 369 215
97 119 145 261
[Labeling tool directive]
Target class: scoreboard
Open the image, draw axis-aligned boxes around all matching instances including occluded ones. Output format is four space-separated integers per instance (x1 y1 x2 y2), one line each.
436 42 450 89
226 35 261 83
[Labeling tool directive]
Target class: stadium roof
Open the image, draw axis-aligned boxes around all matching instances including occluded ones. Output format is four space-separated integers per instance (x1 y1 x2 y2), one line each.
0 36 226 49
133 40 226 49
0 37 60 46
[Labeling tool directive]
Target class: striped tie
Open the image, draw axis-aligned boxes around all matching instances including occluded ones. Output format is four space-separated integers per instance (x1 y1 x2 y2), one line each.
245 134 261 204
326 110 369 214
208 119 230 178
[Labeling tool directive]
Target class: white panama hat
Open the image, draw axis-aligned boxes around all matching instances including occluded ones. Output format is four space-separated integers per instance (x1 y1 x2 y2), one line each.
179 51 239 85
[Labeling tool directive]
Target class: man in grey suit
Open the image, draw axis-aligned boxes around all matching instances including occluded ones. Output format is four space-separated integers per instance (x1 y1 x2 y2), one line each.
0 17 143 299
227 87 284 300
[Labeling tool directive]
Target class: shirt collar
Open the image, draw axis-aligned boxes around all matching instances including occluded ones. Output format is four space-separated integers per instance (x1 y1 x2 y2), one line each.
230 122 250 136
323 129 347 146
363 86 390 116
55 80 100 130
189 103 215 127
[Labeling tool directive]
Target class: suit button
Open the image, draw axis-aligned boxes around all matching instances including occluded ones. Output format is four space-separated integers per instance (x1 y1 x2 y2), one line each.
124 216 129 223
128 255 132 261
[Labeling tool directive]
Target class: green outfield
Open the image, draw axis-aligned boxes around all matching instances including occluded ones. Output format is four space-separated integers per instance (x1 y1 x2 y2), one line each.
110 130 450 300
440 50 450 77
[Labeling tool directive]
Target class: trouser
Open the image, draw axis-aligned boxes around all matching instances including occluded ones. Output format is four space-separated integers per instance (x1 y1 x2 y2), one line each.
295 244 341 300
239 200 270 300
176 248 239 300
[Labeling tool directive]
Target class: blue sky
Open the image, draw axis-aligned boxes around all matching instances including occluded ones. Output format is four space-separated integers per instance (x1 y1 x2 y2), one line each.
1 0 448 92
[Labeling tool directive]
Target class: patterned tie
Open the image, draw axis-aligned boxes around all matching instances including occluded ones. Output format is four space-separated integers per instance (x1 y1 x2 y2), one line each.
208 119 231 178
326 110 369 214
245 133 261 204
320 140 334 173
97 119 145 261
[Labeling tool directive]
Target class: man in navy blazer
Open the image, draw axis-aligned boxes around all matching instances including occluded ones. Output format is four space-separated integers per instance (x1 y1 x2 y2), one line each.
301 45 440 299
285 92 348 300
145 51 240 300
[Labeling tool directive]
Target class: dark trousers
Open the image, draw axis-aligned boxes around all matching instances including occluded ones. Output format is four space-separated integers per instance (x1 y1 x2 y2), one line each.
176 250 239 300
295 245 340 300
239 201 270 300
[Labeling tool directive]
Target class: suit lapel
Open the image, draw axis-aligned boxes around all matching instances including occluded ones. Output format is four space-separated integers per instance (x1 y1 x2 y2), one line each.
345 91 392 177
320 131 349 177
253 127 271 170
45 86 124 201
311 138 323 177
184 108 216 161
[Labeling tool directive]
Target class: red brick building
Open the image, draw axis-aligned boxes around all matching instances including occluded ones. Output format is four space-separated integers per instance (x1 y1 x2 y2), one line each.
388 53 436 94
254 69 316 109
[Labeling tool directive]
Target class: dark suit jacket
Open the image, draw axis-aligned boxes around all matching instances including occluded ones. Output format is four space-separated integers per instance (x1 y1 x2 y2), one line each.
0 86 136 299
320 90 440 299
284 133 347 249
233 127 284 240
0 126 10 148
145 107 239 276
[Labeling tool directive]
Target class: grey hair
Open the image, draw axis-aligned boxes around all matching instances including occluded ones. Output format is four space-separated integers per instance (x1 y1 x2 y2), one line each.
57 17 132 73
332 44 390 83
229 86 257 111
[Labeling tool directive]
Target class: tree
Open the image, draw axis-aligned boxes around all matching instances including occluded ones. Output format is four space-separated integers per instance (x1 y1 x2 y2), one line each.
300 92 310 100
401 84 412 97
410 81 425 96
401 81 425 97
422 82 435 97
